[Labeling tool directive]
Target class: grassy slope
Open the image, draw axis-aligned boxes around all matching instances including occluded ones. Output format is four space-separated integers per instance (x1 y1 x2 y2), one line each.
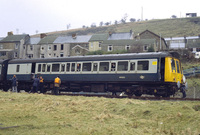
0 91 200 135
45 17 200 38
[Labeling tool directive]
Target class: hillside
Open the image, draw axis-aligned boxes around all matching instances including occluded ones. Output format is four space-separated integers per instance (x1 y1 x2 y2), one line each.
0 91 200 135
41 17 200 38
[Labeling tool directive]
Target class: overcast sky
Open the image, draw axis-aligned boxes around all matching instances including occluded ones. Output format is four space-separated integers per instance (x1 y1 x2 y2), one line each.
0 0 200 37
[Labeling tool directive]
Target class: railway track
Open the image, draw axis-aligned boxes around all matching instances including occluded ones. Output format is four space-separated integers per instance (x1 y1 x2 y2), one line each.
51 92 200 101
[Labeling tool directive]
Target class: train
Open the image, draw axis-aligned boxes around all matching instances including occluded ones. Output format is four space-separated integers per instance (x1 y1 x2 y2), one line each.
0 52 186 97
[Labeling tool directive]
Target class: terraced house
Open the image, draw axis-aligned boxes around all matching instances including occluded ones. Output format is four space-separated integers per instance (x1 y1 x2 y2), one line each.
0 32 30 59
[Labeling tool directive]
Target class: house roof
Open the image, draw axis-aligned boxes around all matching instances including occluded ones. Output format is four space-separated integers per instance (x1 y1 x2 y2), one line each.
0 34 29 43
38 36 58 45
108 32 133 40
102 39 155 46
0 37 4 41
30 37 41 44
89 34 109 41
54 35 92 44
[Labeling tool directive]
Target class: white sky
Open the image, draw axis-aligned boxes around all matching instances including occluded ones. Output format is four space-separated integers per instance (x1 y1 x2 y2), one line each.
0 0 200 37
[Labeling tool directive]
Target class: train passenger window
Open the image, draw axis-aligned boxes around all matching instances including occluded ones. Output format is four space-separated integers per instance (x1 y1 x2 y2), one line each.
52 64 60 72
93 63 98 71
99 62 109 71
47 64 51 72
66 63 70 72
117 61 128 71
111 62 116 71
38 64 41 72
42 64 46 72
77 63 81 72
171 59 176 73
16 65 20 72
176 60 180 73
137 61 149 70
71 63 75 72
0 65 1 73
61 64 65 72
83 63 91 71
130 62 135 71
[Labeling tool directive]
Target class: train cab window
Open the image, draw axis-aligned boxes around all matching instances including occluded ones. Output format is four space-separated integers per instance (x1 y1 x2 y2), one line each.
0 65 1 73
61 64 65 72
171 59 176 73
111 62 116 71
117 61 128 71
71 63 75 72
66 63 70 72
93 63 98 71
42 64 46 72
99 62 109 71
16 65 20 72
176 60 180 73
130 62 135 71
47 64 51 72
52 64 60 72
83 63 91 71
77 63 81 72
38 64 41 72
137 61 149 70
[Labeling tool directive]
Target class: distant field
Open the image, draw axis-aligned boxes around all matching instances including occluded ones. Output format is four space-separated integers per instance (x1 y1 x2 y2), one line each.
0 91 200 135
44 17 200 38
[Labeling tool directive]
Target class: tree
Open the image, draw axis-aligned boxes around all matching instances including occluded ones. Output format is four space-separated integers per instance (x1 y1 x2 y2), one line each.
105 22 110 26
121 13 128 24
91 23 96 28
171 15 177 19
114 20 118 25
99 21 104 27
130 18 136 22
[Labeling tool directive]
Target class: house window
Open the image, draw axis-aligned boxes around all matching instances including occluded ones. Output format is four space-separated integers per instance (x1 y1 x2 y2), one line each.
30 45 33 51
75 48 80 54
91 43 93 48
125 45 130 51
15 43 19 49
61 44 64 50
48 45 51 50
54 45 57 51
143 45 148 51
99 42 102 48
108 45 113 52
27 54 33 58
40 54 44 58
14 52 18 58
60 52 64 57
0 44 3 49
41 46 44 50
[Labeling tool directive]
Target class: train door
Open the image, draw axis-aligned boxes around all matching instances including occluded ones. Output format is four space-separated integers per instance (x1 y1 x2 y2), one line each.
175 59 182 88
31 62 36 79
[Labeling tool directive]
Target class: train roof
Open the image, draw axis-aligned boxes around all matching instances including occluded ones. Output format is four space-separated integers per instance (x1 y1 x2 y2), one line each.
7 52 177 64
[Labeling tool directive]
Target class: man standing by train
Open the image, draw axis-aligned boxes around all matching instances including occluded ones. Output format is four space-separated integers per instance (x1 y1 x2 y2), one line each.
53 76 61 95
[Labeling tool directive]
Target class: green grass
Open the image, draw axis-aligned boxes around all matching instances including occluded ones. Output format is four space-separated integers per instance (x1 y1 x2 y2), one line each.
46 17 200 38
0 91 200 135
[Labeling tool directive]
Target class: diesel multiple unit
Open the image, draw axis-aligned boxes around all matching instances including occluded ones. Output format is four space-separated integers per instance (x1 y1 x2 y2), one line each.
0 52 184 97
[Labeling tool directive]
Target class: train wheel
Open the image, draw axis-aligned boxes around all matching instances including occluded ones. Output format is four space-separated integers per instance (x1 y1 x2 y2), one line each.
125 89 134 97
135 92 142 97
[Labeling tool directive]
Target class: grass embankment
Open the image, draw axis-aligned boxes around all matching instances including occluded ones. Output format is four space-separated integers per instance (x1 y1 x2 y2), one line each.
0 91 200 135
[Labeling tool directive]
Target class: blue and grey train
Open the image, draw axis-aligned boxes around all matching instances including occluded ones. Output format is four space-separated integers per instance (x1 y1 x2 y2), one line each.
0 52 185 97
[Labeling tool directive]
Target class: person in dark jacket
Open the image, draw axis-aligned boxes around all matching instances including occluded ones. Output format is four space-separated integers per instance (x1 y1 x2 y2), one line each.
11 75 17 92
32 76 40 93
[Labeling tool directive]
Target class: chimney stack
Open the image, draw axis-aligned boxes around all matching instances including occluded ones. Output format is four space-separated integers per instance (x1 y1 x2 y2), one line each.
40 33 47 39
7 31 13 36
